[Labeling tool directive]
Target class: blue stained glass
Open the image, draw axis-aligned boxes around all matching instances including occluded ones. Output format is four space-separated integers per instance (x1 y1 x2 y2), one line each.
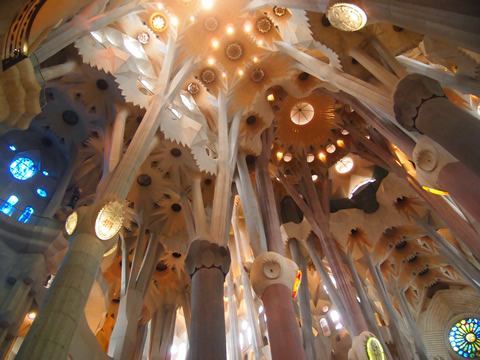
10 158 36 180
18 207 34 223
36 188 47 197
9 145 16 151
449 318 480 358
1 195 19 216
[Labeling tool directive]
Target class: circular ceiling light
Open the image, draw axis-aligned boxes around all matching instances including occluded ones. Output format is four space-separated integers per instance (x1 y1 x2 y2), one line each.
290 102 314 125
150 13 168 32
326 144 336 153
306 153 315 163
341 129 349 135
65 211 78 235
283 153 292 162
95 201 124 241
326 3 367 32
335 156 354 174
137 32 150 44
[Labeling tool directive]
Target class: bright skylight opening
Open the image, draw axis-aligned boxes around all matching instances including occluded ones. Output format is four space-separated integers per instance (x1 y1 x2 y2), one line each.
290 102 314 125
349 178 376 199
10 158 36 180
335 156 354 174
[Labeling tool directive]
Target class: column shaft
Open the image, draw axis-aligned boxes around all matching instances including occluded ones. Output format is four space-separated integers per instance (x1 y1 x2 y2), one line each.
438 162 480 224
289 239 316 359
416 98 480 179
16 232 105 360
262 284 306 360
189 268 227 360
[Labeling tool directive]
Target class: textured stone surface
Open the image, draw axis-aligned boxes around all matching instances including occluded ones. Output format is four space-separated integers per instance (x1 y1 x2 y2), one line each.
250 251 299 297
413 135 456 188
393 74 445 131
185 239 231 278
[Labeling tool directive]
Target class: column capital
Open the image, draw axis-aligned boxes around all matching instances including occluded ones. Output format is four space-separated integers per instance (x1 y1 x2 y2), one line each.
185 239 231 278
413 136 457 189
393 74 446 132
250 252 299 298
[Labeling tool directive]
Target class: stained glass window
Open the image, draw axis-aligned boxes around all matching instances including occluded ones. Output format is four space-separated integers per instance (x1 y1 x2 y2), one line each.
449 318 480 358
36 188 47 197
18 206 34 223
10 157 36 180
1 195 19 215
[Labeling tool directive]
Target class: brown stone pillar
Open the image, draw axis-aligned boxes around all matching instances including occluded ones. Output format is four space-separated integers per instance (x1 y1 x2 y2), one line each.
185 240 231 360
412 136 480 225
439 162 480 223
250 252 306 360
394 74 480 179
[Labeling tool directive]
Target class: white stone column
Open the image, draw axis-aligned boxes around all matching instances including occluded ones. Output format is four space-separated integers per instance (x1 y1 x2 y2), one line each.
15 205 107 360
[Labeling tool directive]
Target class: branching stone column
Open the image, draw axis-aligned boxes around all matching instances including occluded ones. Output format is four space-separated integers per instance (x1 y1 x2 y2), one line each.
250 252 306 360
185 240 231 360
394 74 480 179
15 204 112 360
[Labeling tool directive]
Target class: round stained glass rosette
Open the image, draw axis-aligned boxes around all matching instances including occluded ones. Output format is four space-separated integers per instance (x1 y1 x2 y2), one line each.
449 318 480 358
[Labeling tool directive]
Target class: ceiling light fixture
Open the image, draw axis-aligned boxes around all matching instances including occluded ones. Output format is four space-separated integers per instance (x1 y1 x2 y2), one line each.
326 2 367 32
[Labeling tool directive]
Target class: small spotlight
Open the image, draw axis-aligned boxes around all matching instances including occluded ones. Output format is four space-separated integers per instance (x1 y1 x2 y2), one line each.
27 312 36 320
212 39 219 48
312 175 318 181
238 69 244 76
221 72 227 78
318 152 326 161
170 17 179 26
257 39 263 46
336 139 345 147
190 16 195 22
227 26 234 35
208 57 215 65
253 56 258 63
276 152 283 160
244 23 252 32
267 94 275 101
